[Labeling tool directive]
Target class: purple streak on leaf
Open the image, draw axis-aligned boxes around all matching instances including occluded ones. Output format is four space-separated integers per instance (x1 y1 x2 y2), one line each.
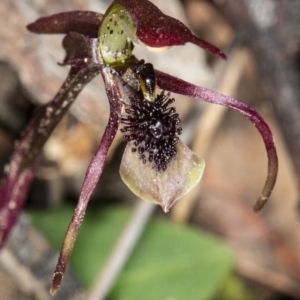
27 11 102 37
0 66 101 247
50 67 124 295
61 33 100 68
156 70 278 212
113 0 226 60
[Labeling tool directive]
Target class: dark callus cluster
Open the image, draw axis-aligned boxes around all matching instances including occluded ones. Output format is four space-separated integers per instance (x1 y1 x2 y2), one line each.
121 92 182 171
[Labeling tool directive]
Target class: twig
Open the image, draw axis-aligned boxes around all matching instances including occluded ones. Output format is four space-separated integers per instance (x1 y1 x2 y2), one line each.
87 201 156 300
0 247 50 300
236 258 300 299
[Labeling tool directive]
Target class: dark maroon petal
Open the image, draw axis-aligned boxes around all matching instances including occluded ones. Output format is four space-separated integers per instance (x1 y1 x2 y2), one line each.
0 165 37 247
61 33 100 68
0 66 101 247
50 68 125 295
27 11 102 37
156 70 278 212
112 0 226 59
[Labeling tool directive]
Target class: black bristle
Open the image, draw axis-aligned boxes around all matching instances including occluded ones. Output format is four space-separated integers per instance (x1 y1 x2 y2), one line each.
121 91 182 171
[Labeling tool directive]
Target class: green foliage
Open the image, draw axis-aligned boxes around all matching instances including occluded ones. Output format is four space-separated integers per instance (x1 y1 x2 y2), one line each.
29 205 234 300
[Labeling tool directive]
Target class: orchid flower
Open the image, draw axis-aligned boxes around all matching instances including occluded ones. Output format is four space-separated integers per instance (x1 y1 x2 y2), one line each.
0 0 278 295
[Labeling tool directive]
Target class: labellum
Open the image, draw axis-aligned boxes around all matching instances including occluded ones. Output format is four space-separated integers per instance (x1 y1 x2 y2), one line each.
120 62 205 211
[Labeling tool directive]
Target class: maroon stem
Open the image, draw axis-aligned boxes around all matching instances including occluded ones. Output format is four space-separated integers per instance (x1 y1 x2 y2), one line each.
50 67 123 295
0 66 100 247
156 70 278 212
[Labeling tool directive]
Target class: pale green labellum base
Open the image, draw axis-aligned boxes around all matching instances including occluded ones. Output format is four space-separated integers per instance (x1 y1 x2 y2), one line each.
120 139 205 212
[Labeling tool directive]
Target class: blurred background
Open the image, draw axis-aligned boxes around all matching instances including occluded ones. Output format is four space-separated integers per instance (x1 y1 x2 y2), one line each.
0 0 300 299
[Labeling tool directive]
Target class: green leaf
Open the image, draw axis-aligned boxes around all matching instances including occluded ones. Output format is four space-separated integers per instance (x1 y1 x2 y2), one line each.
28 206 233 300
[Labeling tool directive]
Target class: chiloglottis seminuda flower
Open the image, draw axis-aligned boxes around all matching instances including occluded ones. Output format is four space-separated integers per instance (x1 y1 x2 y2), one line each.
0 0 278 295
